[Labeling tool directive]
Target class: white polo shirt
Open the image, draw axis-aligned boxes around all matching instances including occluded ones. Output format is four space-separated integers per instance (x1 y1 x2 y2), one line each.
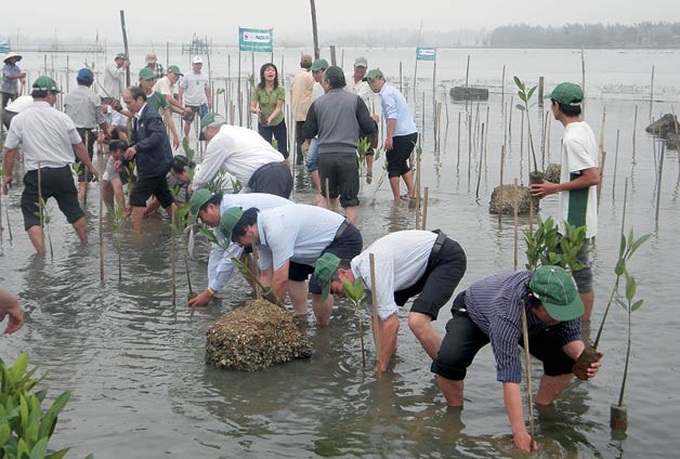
5 101 81 170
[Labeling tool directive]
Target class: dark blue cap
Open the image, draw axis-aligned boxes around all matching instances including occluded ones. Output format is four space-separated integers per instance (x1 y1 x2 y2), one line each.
77 68 94 82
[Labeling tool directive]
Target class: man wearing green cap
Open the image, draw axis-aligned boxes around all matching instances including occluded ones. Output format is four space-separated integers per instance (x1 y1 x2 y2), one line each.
304 58 329 196
531 82 600 320
365 68 418 201
314 229 466 372
191 112 292 198
153 65 191 119
220 203 362 325
186 189 292 307
2 76 98 254
431 266 602 452
102 53 129 104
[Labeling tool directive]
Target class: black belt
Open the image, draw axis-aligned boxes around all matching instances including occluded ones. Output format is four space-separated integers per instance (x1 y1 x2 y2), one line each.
334 219 351 241
427 229 447 270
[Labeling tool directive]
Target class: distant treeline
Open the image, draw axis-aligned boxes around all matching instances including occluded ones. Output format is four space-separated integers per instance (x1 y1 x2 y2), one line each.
489 22 680 48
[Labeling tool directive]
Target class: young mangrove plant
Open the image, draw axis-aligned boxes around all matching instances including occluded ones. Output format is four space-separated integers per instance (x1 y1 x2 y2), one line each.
108 205 125 283
573 181 650 382
514 76 541 181
524 215 586 273
230 256 284 308
0 353 94 459
342 277 370 369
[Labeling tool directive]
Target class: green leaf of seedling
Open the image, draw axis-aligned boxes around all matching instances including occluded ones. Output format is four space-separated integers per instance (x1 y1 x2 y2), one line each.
614 259 626 276
615 296 627 311
0 423 10 445
29 437 49 459
48 392 71 417
515 104 526 111
513 76 523 90
628 233 651 258
200 228 219 245
624 272 637 301
631 299 644 312
45 447 70 459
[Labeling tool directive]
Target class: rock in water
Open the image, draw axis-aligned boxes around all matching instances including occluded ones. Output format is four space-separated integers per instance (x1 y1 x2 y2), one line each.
205 299 312 371
489 184 533 215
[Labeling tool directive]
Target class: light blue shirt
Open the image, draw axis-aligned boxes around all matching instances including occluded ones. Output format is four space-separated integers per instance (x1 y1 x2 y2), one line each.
207 193 292 291
377 82 417 137
256 204 346 271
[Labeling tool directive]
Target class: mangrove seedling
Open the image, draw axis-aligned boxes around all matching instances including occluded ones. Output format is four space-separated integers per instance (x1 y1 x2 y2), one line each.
514 76 541 176
207 170 229 195
230 256 284 308
342 277 370 369
0 353 94 459
171 204 195 300
34 197 53 260
524 215 587 273
230 178 243 194
573 181 650 381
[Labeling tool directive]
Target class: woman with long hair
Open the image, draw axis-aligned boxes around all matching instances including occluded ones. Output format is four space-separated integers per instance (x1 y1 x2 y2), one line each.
250 63 288 159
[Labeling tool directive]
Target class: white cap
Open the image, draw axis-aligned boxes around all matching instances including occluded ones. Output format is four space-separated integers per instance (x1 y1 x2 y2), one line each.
192 56 203 64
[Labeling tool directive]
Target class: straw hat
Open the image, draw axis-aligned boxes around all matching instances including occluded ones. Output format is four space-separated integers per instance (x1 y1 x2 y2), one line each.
3 52 22 63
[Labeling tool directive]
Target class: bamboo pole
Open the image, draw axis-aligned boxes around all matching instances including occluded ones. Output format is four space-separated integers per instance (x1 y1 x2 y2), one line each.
369 253 381 379
422 187 429 230
649 65 655 123
499 145 505 225
457 112 461 174
309 0 320 59
655 143 665 230
632 105 638 159
98 149 104 282
612 129 620 199
513 178 519 270
475 123 484 200
119 10 131 87
520 298 536 445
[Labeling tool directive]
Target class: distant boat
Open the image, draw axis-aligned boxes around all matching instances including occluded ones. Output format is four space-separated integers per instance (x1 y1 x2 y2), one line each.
450 86 489 101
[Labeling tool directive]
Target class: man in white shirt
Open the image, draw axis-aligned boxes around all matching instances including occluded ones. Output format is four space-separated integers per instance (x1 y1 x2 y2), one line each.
187 189 293 307
179 56 211 140
531 82 600 320
314 230 466 372
220 203 363 325
101 53 129 104
193 112 292 198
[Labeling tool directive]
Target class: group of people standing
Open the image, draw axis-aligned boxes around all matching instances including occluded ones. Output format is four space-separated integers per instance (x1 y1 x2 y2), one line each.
1 48 602 452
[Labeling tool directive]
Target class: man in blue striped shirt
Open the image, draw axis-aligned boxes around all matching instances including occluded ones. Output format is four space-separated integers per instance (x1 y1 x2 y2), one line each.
431 266 602 452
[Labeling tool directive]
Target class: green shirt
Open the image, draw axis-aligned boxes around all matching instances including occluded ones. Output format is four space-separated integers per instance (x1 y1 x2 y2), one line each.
146 91 169 113
252 85 285 126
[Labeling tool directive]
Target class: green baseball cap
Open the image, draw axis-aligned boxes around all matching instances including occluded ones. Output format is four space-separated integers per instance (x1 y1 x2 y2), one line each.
219 207 244 240
546 82 583 106
529 265 584 321
200 112 225 130
115 53 127 60
365 68 384 81
167 65 183 76
311 58 329 72
314 253 342 301
189 188 213 222
139 67 157 81
32 76 60 93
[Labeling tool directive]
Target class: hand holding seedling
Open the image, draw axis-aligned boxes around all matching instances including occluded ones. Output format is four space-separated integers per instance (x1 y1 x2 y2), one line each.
124 146 137 161
530 180 559 198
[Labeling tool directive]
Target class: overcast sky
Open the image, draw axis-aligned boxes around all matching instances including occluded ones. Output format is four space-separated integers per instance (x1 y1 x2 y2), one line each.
4 0 679 43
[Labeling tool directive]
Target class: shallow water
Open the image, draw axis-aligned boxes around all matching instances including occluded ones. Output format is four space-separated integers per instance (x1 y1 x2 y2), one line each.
2 47 680 458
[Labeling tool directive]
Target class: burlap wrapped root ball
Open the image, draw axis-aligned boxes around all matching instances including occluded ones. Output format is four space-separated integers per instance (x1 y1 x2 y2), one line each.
206 299 312 371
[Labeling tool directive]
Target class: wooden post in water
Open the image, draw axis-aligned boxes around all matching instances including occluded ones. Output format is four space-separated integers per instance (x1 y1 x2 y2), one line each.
612 129 620 199
580 49 586 117
655 143 664 230
309 0 320 59
422 187 429 230
457 112 461 174
369 253 381 379
649 65 655 123
499 145 506 225
119 10 131 87
330 46 337 66
632 105 638 160
99 149 105 283
399 61 403 94
513 178 519 270
475 123 484 200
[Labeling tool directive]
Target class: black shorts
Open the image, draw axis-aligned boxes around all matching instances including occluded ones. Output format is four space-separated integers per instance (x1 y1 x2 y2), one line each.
386 132 418 178
289 221 363 295
21 166 84 230
2 109 18 129
394 235 467 320
431 292 576 381
247 161 293 198
129 175 174 208
75 128 96 183
318 152 360 208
